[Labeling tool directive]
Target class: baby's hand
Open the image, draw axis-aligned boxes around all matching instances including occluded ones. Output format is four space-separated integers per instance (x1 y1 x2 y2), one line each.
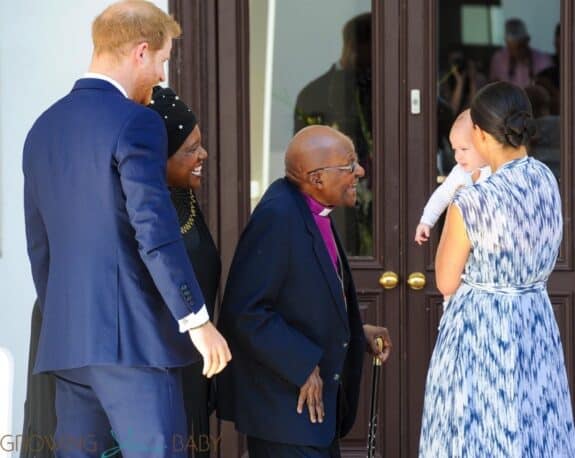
414 224 431 245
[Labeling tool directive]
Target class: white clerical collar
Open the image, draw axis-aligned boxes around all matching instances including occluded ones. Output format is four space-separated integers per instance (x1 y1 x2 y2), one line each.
303 192 334 217
83 72 128 98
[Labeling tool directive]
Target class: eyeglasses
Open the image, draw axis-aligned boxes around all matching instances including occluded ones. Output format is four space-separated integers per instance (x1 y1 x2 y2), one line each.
306 161 359 175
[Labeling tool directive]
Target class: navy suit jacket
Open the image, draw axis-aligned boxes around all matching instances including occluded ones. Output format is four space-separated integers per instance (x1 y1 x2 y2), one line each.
23 79 205 373
217 178 365 447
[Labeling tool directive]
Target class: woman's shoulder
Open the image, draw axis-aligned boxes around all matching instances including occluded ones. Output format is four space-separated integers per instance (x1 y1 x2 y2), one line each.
526 157 560 189
481 157 557 197
452 181 483 210
499 156 555 182
527 155 555 173
453 170 500 210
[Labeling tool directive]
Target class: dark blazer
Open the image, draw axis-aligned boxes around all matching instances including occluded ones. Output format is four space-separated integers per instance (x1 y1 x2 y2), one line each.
217 178 365 447
23 79 205 373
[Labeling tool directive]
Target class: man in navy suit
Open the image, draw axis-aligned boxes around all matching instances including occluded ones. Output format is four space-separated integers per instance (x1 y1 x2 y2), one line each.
217 125 392 457
22 2 230 456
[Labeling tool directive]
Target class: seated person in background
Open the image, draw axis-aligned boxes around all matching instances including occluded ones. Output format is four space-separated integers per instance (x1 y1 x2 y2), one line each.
415 109 490 245
490 18 552 88
525 84 560 181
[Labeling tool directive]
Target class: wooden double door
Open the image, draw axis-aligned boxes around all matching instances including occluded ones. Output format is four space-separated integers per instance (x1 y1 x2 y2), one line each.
169 0 575 456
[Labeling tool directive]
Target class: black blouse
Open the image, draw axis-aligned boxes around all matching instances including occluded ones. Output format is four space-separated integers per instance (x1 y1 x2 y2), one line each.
170 188 221 317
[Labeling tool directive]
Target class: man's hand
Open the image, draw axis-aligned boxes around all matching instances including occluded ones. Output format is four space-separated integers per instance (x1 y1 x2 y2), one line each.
297 366 324 423
363 324 392 363
415 223 431 245
188 321 232 378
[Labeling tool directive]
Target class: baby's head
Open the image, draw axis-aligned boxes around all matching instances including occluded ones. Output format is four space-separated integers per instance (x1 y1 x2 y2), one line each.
449 109 487 173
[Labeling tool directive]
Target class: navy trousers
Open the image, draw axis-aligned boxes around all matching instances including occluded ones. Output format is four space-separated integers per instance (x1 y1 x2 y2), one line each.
247 436 342 458
54 366 188 458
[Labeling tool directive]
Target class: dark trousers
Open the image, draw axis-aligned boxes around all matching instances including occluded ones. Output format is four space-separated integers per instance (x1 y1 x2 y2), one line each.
21 301 56 458
247 436 342 458
54 365 187 458
181 361 212 458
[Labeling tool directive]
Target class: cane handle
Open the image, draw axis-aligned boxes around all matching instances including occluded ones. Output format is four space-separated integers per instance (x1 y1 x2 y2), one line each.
374 336 384 367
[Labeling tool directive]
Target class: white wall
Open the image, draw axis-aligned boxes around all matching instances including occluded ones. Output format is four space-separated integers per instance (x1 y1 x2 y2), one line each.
0 0 167 454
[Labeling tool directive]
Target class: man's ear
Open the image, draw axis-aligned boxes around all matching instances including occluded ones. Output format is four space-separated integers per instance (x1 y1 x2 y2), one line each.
309 171 322 187
134 42 149 63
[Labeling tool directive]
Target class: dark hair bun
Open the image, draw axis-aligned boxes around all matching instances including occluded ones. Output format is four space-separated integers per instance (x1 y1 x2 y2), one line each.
471 81 536 149
504 111 536 147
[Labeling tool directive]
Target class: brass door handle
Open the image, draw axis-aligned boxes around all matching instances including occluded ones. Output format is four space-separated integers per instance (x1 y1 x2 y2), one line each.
379 271 399 290
407 272 426 290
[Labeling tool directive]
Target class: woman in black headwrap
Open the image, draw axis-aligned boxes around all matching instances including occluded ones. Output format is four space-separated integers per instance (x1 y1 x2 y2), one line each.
21 87 220 458
149 86 221 458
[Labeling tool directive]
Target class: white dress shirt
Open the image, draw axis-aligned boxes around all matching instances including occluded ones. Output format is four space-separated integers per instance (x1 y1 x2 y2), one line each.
83 72 128 98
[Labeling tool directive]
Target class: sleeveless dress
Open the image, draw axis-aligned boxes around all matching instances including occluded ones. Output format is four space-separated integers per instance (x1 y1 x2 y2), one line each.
419 157 575 457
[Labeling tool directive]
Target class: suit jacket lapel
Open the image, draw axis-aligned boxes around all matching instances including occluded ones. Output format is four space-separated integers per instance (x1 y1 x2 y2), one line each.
287 180 350 329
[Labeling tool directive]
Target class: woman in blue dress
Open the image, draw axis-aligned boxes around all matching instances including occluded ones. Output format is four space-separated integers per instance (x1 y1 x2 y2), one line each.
419 81 575 457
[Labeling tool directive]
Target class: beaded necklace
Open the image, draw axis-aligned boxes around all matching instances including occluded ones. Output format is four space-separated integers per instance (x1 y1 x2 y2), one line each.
180 190 197 234
171 188 197 234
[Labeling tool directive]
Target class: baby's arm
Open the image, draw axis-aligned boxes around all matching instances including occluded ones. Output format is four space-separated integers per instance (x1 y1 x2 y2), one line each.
415 166 466 244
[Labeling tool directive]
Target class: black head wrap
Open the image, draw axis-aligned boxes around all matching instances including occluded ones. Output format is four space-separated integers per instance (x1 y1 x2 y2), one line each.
149 86 198 156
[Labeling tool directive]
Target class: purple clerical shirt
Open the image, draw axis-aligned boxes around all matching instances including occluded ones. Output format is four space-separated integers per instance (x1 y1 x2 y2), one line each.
304 193 339 273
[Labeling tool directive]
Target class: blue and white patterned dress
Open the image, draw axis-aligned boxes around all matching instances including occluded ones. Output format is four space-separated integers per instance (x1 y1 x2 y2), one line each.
419 157 575 457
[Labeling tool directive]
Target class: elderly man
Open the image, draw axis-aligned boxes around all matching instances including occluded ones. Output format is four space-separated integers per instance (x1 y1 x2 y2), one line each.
22 2 230 456
217 125 391 457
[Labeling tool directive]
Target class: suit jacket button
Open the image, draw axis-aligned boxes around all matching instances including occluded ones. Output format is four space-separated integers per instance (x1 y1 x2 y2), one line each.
333 373 340 381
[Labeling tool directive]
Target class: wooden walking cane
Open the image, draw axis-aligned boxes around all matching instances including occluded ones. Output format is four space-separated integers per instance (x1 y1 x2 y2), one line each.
367 336 384 458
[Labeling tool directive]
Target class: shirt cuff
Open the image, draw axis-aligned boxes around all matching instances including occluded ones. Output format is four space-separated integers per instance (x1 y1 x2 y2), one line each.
420 217 434 227
178 305 210 333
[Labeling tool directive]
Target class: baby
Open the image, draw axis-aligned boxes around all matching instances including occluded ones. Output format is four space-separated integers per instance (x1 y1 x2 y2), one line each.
415 109 491 245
